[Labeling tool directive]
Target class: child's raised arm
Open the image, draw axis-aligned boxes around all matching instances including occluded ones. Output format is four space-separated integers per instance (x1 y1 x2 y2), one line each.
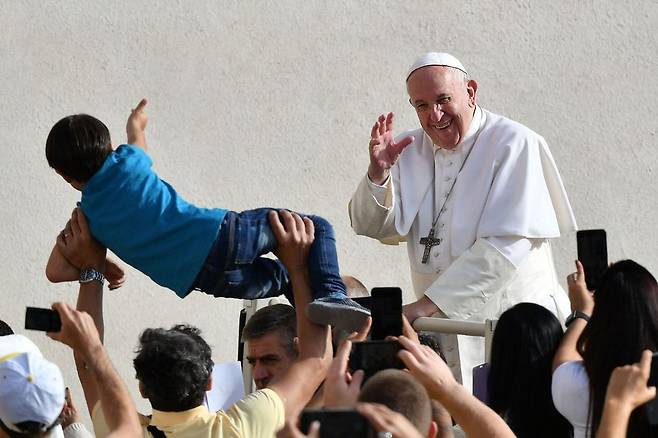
126 98 148 151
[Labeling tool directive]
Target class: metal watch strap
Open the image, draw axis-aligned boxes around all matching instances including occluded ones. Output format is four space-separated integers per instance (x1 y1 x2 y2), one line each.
565 310 590 327
79 267 105 284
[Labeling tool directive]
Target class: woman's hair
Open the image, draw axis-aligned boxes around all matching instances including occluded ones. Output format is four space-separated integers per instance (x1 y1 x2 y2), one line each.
578 260 658 437
489 302 572 438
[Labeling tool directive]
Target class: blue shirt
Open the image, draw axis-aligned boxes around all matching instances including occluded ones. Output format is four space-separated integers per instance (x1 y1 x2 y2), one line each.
80 145 227 297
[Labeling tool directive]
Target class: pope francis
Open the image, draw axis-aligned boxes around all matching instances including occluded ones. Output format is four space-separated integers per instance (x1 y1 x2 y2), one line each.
348 52 578 389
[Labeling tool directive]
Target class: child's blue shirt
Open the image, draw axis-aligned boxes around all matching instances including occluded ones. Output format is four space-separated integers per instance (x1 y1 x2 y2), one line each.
80 144 227 297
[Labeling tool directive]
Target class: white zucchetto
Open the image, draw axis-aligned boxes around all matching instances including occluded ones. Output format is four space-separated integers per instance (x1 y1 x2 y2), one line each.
406 52 468 81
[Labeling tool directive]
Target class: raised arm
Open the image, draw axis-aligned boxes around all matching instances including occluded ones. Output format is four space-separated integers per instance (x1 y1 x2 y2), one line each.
398 335 515 438
53 208 108 413
267 210 333 420
48 302 140 437
367 112 414 185
348 113 412 242
552 260 594 371
126 98 148 151
596 350 657 438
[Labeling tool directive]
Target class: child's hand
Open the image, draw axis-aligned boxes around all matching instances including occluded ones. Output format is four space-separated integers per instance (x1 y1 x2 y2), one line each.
126 98 148 149
127 98 148 132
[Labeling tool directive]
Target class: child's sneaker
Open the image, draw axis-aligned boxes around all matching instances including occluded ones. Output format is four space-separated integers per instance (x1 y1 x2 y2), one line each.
306 296 371 333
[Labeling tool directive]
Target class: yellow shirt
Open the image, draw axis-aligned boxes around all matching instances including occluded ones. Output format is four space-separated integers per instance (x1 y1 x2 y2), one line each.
91 389 285 438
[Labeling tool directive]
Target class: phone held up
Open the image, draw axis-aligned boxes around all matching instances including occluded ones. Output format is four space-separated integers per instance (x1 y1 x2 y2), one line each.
576 229 608 291
300 408 374 438
369 287 403 340
349 287 405 382
25 307 61 332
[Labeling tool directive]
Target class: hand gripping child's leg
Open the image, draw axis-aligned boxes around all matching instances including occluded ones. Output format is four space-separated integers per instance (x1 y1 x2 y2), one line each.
46 220 126 290
269 211 370 333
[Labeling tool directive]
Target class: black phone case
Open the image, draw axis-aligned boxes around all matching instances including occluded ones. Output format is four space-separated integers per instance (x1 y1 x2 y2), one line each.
577 229 608 291
370 287 402 340
25 307 61 332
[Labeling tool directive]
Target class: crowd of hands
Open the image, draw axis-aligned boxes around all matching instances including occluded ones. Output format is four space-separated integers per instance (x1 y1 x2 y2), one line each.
42 207 657 438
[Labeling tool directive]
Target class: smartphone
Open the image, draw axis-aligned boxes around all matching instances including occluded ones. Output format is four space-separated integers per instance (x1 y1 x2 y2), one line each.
472 362 491 405
646 352 658 425
370 287 402 340
300 408 374 438
577 229 608 290
25 307 61 332
349 340 404 381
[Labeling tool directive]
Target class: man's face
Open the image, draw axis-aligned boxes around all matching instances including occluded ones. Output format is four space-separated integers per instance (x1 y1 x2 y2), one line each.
246 332 296 389
407 66 477 149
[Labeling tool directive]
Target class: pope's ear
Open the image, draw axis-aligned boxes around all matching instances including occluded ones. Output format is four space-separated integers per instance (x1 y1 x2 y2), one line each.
466 79 478 106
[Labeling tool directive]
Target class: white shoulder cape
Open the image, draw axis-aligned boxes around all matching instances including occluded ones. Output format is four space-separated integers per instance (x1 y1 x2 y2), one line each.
391 108 577 257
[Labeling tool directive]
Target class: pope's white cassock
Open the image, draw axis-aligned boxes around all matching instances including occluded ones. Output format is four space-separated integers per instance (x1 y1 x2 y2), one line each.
349 104 578 389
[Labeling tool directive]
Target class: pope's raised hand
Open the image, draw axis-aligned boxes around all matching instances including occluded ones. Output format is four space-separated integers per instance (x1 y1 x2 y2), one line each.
367 112 414 185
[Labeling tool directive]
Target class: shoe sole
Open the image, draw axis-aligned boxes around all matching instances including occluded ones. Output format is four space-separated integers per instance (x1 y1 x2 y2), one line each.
306 302 371 333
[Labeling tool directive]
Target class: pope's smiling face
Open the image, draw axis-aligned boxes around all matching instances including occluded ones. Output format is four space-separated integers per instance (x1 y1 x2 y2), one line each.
407 66 477 149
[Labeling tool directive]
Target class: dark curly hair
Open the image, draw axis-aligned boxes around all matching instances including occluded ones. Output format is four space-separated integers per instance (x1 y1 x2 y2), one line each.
134 324 214 412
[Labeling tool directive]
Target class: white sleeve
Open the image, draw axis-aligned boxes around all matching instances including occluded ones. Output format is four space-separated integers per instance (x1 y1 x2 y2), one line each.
424 238 517 320
551 361 590 433
348 174 402 243
484 236 535 268
366 174 391 206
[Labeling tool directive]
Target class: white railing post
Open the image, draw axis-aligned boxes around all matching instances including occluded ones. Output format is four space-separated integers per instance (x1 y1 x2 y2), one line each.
412 316 498 361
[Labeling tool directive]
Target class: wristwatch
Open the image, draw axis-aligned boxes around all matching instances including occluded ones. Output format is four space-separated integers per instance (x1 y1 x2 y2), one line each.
79 267 105 285
565 310 590 327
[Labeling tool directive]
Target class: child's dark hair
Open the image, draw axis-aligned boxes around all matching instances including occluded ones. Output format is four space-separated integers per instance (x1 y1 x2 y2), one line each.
45 114 112 182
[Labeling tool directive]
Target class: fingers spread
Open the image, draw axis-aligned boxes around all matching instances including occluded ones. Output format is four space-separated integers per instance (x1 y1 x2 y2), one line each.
377 114 386 136
385 112 394 132
370 122 380 140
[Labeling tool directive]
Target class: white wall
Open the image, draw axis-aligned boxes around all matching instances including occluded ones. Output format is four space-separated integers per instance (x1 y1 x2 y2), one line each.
1 0 656 424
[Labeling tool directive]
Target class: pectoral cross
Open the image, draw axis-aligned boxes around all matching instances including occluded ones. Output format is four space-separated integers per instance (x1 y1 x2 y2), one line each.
419 227 442 264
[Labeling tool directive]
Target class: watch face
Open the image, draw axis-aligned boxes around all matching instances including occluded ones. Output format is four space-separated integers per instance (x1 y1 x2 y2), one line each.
80 268 103 283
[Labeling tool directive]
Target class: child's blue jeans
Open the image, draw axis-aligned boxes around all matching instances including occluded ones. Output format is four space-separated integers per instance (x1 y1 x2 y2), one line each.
192 208 347 303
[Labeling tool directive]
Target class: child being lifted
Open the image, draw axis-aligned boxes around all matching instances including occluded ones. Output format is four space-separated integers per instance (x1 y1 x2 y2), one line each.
45 99 369 332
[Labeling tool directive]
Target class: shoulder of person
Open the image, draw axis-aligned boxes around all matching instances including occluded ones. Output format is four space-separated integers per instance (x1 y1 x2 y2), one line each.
476 111 548 160
116 144 148 156
482 110 548 155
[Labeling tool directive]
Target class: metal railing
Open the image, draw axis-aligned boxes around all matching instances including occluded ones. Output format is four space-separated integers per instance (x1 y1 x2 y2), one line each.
413 317 497 362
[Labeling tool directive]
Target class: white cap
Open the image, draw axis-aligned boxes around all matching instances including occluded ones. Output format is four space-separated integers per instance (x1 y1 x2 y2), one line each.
0 337 65 432
406 52 468 81
0 334 41 358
